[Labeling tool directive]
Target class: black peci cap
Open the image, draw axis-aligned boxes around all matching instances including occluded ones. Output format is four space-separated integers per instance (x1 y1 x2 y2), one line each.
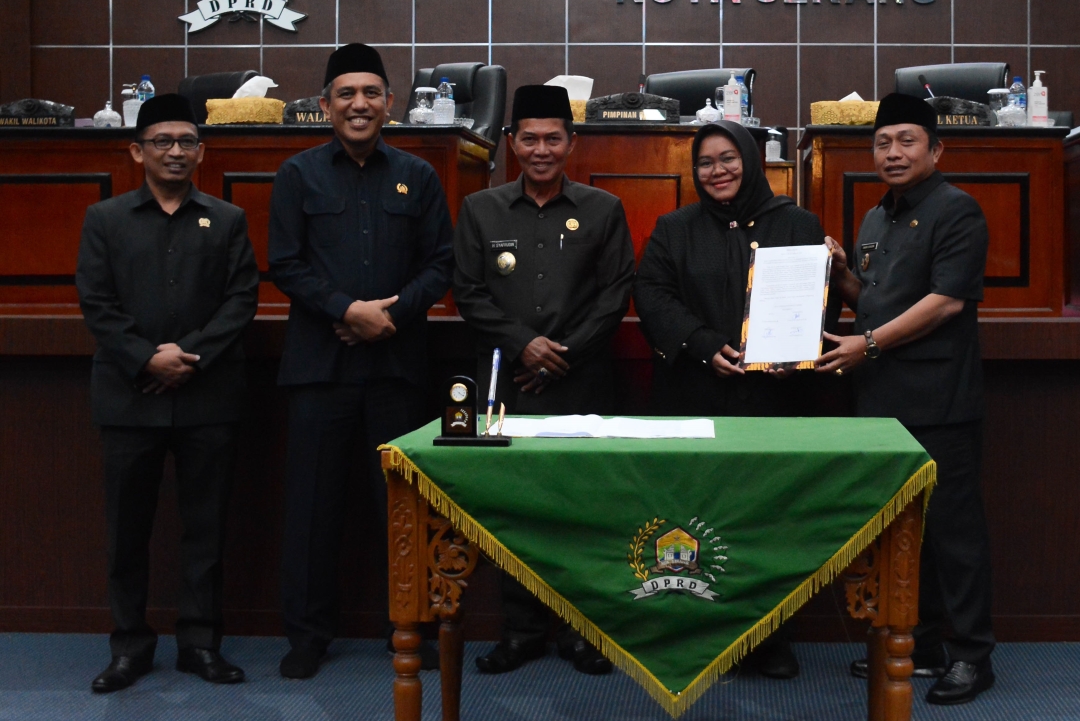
135 93 198 134
873 92 937 133
324 43 389 89
511 84 574 125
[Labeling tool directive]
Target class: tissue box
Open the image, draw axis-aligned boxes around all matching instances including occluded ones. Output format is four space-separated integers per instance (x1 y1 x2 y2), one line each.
205 97 285 125
810 101 880 126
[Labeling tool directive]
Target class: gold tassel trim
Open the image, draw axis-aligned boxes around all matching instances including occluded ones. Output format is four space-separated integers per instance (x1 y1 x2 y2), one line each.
381 445 935 718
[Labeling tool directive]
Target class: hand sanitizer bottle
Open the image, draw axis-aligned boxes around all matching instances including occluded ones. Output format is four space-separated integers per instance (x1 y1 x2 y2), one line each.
722 72 741 123
1027 71 1049 128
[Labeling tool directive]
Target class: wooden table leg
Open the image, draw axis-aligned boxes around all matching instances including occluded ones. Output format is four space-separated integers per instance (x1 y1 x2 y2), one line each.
386 452 425 721
385 450 479 721
439 611 464 721
845 493 924 721
392 623 424 721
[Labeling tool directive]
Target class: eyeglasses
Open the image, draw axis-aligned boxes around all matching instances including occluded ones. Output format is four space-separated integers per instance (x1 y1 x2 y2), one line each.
140 135 200 151
696 154 742 173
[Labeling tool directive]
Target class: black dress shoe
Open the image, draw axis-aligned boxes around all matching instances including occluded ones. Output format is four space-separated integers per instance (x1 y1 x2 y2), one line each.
744 640 800 679
926 660 994 705
475 638 546 674
176 648 245 684
91 655 153 693
280 647 325 680
850 645 947 680
385 630 440 671
557 638 613 676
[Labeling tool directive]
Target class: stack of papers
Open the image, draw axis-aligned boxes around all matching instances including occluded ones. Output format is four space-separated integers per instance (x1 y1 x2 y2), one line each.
498 415 715 439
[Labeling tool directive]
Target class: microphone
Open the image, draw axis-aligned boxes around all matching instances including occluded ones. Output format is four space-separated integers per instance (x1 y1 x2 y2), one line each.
918 74 935 98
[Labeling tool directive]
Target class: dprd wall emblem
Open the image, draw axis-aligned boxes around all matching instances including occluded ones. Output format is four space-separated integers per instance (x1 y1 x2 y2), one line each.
627 516 728 601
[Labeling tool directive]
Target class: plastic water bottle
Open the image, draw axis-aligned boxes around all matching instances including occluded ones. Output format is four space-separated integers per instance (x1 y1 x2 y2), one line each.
1007 76 1026 111
136 75 155 103
433 77 455 125
736 75 749 124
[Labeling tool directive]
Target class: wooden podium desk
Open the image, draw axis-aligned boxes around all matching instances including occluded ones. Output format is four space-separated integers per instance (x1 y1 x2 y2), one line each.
0 124 493 318
507 123 793 268
800 125 1070 316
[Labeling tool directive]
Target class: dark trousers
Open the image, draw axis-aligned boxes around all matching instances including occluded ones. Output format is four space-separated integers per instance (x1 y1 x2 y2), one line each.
280 380 425 653
908 421 996 664
101 423 239 659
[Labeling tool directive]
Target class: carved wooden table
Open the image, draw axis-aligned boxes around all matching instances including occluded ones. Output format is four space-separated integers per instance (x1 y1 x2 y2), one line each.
384 449 924 721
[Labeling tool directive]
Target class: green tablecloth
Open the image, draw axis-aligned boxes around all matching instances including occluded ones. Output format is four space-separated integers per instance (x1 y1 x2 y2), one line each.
383 416 933 717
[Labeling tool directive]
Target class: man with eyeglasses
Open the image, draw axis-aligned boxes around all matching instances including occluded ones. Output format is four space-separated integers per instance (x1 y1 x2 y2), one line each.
76 93 259 693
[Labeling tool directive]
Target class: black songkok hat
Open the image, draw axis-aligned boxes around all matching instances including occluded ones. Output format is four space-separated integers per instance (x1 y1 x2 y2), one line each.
324 43 389 89
135 93 198 134
873 92 937 133
511 85 574 125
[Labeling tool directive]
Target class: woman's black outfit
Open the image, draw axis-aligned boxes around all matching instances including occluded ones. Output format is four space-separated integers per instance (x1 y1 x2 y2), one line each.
633 121 840 678
634 121 839 418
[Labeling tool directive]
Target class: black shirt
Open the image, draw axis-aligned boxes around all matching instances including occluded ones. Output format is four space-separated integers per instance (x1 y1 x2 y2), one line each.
852 171 988 426
76 183 260 426
452 175 635 367
269 136 454 386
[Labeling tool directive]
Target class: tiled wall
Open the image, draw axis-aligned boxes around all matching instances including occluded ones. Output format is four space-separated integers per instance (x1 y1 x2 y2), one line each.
22 0 1080 132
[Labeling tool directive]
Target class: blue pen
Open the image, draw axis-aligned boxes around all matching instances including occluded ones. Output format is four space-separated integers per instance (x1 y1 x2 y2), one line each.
485 348 500 434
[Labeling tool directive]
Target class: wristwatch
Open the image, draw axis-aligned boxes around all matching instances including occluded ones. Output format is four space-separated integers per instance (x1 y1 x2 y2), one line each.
864 330 881 359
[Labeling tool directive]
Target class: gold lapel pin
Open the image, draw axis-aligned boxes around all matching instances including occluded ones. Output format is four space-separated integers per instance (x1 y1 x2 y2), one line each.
910 219 919 228
199 218 211 228
565 218 579 231
396 183 408 195
862 254 871 271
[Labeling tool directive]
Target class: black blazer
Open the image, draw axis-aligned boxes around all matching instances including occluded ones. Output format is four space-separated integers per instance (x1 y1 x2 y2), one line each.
76 184 260 427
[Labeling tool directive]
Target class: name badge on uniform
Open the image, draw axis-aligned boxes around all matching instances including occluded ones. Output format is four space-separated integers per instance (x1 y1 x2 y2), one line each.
860 242 877 272
490 240 518 250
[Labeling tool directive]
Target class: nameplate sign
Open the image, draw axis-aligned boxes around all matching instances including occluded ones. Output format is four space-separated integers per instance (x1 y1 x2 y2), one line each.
283 98 329 124
618 0 935 5
0 116 70 127
0 99 75 127
179 0 306 33
586 93 678 124
599 109 669 121
938 114 982 126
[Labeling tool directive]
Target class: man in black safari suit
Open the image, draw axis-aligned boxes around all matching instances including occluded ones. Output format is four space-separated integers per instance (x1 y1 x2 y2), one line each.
268 43 454 679
817 93 995 706
76 94 259 692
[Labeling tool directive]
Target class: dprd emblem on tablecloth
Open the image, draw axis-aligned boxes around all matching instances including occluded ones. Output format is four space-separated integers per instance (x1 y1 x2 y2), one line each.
626 516 728 602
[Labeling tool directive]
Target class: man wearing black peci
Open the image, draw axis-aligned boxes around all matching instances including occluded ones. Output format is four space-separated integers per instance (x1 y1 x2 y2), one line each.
453 84 635 676
76 94 259 692
816 93 995 706
269 43 454 679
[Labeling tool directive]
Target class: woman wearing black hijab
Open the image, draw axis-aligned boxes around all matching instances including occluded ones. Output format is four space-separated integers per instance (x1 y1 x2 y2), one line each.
635 120 837 419
634 121 837 679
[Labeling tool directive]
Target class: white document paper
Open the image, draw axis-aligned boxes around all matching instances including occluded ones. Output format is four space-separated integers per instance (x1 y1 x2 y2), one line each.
742 244 831 365
498 415 715 439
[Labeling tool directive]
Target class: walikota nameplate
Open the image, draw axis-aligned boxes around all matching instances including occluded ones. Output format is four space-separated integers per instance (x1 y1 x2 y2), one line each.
283 98 329 124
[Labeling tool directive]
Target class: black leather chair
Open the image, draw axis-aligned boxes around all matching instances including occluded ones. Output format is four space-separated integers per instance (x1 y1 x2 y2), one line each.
894 63 1009 105
403 62 507 151
643 68 755 118
178 70 260 124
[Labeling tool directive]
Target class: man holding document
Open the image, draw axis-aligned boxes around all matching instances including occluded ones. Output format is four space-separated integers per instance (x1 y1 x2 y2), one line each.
452 84 635 676
634 120 838 678
815 93 995 705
